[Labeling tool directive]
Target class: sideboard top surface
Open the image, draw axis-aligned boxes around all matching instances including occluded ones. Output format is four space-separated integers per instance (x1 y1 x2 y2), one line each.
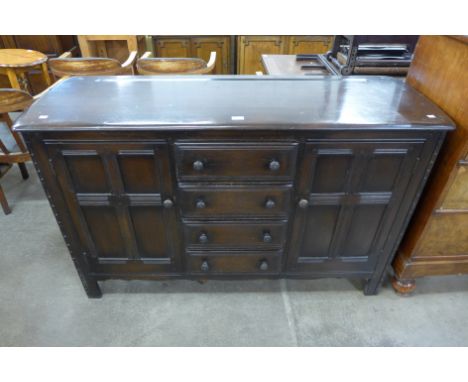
14 75 454 132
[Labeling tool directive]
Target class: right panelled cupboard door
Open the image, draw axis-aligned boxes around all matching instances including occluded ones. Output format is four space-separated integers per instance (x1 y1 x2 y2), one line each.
287 139 424 293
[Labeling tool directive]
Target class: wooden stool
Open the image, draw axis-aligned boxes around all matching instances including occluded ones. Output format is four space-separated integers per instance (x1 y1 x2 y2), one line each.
0 49 52 92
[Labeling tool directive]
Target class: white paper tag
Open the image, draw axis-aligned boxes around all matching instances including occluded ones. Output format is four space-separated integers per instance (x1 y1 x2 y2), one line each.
38 115 49 119
231 116 245 121
426 114 437 119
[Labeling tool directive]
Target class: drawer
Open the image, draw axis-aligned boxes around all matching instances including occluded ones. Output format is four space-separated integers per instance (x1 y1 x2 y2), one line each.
175 142 298 181
417 212 468 258
441 160 468 210
183 221 287 249
178 185 292 219
186 252 282 274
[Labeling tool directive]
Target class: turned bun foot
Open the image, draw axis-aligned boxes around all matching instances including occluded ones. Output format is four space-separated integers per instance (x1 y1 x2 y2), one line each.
391 276 416 295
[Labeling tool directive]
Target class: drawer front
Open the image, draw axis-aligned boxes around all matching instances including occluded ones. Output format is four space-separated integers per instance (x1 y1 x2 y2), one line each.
186 253 282 274
175 142 298 181
178 185 292 218
183 221 287 249
417 212 468 258
441 160 468 210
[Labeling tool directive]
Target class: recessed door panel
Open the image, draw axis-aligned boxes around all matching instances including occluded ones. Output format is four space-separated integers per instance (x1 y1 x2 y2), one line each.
118 154 162 193
82 206 126 259
301 205 341 259
130 206 169 259
64 154 109 193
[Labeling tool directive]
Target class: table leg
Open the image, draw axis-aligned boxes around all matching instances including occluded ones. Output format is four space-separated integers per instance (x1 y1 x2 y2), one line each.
6 68 21 89
41 62 52 86
16 72 32 93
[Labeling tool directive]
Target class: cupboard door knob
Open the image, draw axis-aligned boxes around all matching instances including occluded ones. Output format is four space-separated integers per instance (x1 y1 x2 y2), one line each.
199 233 208 244
193 160 204 171
298 198 309 209
265 198 276 209
259 260 269 271
196 199 206 209
263 232 272 243
163 198 174 208
200 260 210 272
269 160 280 171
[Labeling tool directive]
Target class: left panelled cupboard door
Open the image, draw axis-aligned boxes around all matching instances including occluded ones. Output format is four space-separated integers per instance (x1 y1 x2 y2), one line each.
46 140 182 273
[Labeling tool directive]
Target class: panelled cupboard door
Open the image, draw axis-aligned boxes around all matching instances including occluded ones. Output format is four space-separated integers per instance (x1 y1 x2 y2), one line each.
191 37 230 74
46 141 180 271
287 36 333 55
154 37 191 58
237 36 285 74
287 140 424 275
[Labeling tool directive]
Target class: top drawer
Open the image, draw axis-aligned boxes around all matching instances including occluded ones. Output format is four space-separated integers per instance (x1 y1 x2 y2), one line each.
175 142 298 182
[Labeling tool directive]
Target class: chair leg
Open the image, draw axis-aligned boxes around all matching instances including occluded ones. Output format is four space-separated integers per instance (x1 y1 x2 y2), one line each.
0 183 11 215
18 162 29 180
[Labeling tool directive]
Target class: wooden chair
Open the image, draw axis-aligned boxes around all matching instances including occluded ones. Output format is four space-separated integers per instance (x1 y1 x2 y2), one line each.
48 51 138 79
0 79 65 214
136 51 216 75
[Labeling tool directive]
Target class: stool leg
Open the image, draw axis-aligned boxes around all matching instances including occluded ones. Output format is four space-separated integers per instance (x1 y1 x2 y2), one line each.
18 163 29 180
6 68 21 90
0 183 11 215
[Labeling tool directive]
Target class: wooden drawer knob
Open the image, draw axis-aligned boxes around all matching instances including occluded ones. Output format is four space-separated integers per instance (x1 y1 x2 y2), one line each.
298 198 309 209
163 198 174 208
193 160 204 171
196 199 206 209
200 260 210 272
259 260 269 271
263 232 272 243
199 232 209 244
269 160 280 171
265 198 276 209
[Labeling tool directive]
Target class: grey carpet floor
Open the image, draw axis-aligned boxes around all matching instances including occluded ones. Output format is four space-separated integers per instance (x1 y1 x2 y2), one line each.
1 161 467 346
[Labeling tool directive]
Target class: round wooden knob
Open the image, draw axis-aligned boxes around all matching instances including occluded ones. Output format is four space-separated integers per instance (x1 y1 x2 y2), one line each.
259 260 269 271
263 232 272 243
199 233 208 244
269 160 280 171
193 160 204 171
163 198 174 208
265 198 276 209
200 260 210 272
298 198 309 209
196 199 206 209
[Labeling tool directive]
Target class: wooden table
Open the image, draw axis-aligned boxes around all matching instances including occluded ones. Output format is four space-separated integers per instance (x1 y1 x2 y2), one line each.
261 54 339 76
0 49 52 92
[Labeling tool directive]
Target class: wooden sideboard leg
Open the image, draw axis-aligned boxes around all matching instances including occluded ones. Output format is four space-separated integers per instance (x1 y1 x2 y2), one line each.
83 278 102 298
363 278 379 296
391 276 416 295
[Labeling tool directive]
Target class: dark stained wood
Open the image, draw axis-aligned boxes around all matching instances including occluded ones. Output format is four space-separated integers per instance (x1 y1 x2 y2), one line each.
13 76 452 297
392 36 468 293
14 76 453 131
175 142 298 181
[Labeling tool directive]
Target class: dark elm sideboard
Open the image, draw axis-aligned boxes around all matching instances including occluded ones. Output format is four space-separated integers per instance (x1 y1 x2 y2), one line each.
14 76 453 297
